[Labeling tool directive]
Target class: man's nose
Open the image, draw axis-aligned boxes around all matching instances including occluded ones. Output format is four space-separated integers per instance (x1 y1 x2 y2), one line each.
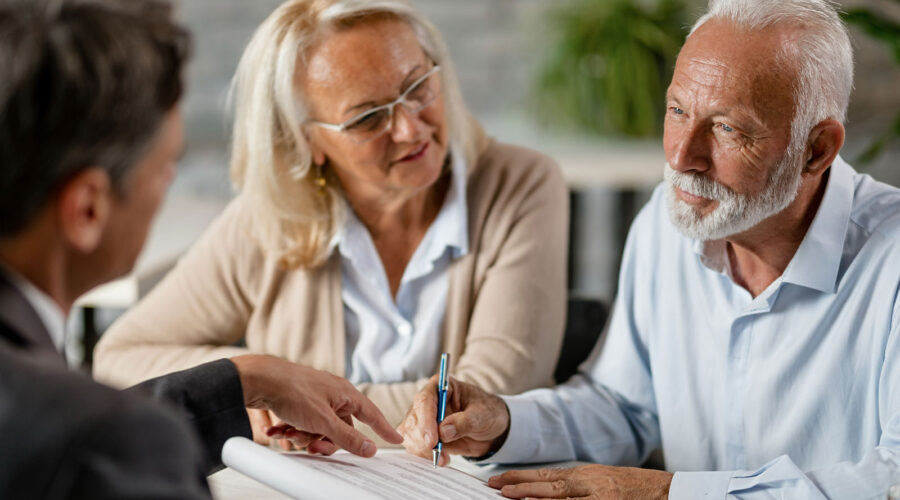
665 122 711 174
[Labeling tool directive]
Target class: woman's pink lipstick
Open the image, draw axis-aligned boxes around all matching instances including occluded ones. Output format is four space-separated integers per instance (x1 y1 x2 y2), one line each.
397 142 429 163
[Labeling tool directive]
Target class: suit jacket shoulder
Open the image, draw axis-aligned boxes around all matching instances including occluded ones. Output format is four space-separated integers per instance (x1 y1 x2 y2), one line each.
0 338 211 499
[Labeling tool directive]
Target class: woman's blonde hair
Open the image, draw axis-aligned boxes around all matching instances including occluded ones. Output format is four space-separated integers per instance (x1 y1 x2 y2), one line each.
229 0 477 269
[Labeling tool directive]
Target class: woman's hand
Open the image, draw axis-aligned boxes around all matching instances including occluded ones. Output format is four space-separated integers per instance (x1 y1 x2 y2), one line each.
398 375 510 466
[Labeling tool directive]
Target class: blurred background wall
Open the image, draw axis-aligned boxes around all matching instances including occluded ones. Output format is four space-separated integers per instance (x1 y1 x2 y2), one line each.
174 0 900 303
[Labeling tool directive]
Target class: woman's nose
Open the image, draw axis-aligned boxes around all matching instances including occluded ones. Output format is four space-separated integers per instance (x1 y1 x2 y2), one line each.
389 104 423 143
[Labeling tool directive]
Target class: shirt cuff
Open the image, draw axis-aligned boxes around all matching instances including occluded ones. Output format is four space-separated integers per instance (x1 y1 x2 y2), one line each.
669 470 733 499
471 394 541 464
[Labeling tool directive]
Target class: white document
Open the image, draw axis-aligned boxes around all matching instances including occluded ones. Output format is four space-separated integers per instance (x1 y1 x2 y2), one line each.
221 437 502 500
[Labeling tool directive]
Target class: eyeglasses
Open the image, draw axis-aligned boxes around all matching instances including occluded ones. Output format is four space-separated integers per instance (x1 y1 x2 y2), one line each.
307 65 442 145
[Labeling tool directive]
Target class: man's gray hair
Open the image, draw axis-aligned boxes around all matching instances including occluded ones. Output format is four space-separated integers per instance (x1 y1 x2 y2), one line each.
691 0 854 149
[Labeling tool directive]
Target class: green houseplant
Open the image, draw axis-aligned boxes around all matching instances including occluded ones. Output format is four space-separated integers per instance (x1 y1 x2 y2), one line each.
533 0 691 138
840 5 900 164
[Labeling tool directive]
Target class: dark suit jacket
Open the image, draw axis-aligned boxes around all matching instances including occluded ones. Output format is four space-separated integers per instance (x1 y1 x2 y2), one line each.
0 274 252 499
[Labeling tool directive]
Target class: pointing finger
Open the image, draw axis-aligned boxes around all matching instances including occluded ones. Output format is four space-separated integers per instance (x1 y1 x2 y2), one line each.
348 391 403 445
282 428 320 449
323 414 377 458
308 438 340 456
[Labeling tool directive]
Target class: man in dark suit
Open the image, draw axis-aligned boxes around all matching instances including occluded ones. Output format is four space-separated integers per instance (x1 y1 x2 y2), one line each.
0 1 402 498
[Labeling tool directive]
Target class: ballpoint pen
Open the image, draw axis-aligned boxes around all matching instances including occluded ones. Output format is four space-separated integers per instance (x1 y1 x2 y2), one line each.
433 352 450 469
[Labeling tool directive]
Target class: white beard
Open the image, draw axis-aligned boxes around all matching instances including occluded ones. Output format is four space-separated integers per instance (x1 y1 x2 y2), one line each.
664 143 804 241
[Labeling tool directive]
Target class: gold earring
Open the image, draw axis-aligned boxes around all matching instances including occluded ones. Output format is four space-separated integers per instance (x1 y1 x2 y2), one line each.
315 163 327 196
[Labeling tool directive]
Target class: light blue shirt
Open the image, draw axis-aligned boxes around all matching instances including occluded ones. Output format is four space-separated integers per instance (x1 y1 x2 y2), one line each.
491 157 900 499
337 151 468 384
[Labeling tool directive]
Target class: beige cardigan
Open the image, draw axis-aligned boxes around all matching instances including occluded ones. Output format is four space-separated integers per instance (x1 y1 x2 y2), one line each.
94 135 568 432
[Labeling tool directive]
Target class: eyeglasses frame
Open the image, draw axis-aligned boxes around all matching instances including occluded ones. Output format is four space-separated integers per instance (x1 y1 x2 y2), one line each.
305 64 442 144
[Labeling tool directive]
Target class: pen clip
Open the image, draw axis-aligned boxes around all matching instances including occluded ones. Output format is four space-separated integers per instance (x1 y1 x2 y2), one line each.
438 353 450 391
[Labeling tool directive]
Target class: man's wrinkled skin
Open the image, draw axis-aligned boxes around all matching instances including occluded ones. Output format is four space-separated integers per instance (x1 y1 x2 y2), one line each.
488 466 672 500
398 375 510 467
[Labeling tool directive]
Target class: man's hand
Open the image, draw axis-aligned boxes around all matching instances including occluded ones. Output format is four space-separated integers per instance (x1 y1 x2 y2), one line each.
231 355 403 457
247 409 300 451
398 375 510 466
488 465 673 499
247 408 274 446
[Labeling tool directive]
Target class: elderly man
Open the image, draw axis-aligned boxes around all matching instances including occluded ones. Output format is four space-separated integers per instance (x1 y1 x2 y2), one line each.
0 1 400 498
399 0 900 498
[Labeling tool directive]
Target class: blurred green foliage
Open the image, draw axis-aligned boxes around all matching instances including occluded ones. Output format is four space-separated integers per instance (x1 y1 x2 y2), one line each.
532 0 690 138
841 5 900 164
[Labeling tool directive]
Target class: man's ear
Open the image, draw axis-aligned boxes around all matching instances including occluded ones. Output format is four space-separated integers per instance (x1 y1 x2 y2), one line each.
802 119 845 179
56 167 113 253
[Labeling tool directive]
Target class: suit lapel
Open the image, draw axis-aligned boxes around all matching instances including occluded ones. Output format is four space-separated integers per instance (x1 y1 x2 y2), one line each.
0 272 60 358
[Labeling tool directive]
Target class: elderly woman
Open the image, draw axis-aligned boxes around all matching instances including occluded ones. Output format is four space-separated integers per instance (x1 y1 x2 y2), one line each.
94 0 567 446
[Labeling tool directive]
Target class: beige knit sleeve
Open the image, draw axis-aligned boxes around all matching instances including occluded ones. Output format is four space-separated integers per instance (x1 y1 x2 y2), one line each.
93 198 259 388
450 154 568 394
356 150 569 428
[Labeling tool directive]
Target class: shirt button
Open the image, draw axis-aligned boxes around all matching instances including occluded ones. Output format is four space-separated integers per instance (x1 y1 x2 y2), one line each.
397 322 413 337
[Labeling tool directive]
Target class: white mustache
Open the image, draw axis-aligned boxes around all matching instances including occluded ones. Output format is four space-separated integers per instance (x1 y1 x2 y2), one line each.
664 163 738 203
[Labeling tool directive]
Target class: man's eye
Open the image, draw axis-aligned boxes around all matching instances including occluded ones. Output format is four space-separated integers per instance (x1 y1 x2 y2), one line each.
670 107 684 115
720 123 734 133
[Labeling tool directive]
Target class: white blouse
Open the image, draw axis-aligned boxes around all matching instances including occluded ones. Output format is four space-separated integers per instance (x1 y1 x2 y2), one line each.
336 151 468 384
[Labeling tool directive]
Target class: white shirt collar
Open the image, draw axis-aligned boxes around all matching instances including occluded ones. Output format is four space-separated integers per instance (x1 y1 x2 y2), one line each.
0 263 66 353
424 146 470 259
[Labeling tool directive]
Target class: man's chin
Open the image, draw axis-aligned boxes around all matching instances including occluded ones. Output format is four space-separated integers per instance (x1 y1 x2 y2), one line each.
667 201 733 241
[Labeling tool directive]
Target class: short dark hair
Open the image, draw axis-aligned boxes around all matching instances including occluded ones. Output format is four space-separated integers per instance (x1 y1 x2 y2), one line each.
0 0 190 237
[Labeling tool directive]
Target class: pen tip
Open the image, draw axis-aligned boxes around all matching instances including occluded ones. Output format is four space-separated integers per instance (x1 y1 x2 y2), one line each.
432 450 439 469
